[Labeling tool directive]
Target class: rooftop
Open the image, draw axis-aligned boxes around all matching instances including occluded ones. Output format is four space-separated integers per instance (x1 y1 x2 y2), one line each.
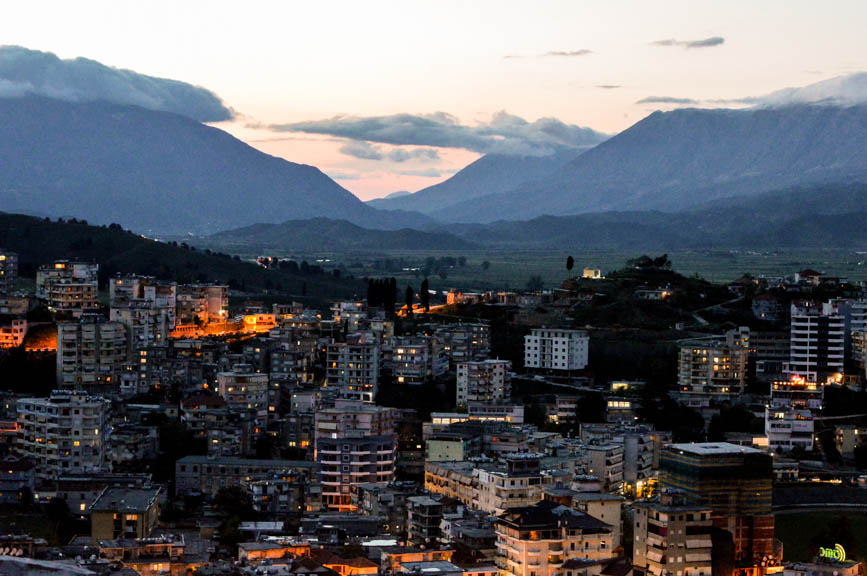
666 442 765 456
91 487 160 513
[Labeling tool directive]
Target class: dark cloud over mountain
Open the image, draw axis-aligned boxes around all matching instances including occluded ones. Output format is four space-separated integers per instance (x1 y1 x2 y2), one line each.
636 96 698 105
0 45 233 122
275 111 607 156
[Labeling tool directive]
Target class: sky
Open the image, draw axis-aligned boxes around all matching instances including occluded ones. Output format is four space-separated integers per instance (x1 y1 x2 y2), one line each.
2 1 866 200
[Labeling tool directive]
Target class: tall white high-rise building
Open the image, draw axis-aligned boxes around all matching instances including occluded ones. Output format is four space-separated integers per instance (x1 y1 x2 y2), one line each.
788 301 845 383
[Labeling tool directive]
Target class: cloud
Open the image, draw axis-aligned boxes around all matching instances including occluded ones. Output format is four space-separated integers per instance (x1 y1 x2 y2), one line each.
0 45 232 122
651 36 725 49
596 84 621 90
326 170 363 181
339 140 383 160
543 49 593 57
339 141 442 163
274 111 608 156
636 96 698 105
387 147 440 163
505 49 593 59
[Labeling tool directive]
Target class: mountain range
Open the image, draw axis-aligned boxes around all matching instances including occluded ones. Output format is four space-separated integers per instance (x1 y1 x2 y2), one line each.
203 183 867 252
367 149 582 214
385 104 867 222
0 95 431 235
4 69 867 246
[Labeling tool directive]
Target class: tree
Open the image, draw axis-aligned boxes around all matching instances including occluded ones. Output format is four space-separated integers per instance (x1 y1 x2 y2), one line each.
420 278 430 313
458 256 467 267
526 275 544 291
481 260 491 270
566 255 574 274
405 285 414 314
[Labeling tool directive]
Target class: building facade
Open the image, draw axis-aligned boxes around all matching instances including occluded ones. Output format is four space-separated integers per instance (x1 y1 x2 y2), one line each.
16 391 110 482
56 314 128 390
456 359 512 408
524 328 589 371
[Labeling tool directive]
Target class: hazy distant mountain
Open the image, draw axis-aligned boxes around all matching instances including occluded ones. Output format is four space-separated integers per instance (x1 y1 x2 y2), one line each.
432 105 867 222
0 95 432 235
437 183 867 249
366 148 586 214
379 190 412 200
203 217 476 251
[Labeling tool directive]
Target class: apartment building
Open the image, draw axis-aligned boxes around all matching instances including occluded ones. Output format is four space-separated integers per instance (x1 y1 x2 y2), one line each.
788 301 845 384
571 493 624 548
389 336 447 385
36 260 99 315
765 407 814 453
476 455 566 515
660 442 774 566
677 328 749 398
174 455 316 497
326 333 380 402
835 425 864 459
90 486 161 540
352 481 422 537
435 322 491 366
0 249 17 295
176 284 228 326
0 319 27 349
523 328 589 371
456 359 512 408
16 391 110 482
216 363 275 424
583 442 624 494
56 314 128 390
633 491 713 576
314 401 399 511
332 301 368 332
752 330 791 382
495 500 615 576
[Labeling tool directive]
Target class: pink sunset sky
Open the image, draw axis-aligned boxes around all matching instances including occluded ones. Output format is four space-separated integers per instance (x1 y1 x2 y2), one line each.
3 0 866 200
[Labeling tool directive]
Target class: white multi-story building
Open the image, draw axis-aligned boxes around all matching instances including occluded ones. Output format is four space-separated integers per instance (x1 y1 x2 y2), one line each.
788 302 845 384
523 328 589 371
56 314 128 390
633 491 713 576
326 333 380 402
765 407 814 453
477 455 564 515
495 500 615 576
0 249 17 296
314 400 398 511
456 359 511 408
36 261 99 315
16 391 110 481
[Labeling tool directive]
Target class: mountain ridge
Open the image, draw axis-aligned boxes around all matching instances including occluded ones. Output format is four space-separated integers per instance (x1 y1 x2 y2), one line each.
0 95 433 235
428 105 867 222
